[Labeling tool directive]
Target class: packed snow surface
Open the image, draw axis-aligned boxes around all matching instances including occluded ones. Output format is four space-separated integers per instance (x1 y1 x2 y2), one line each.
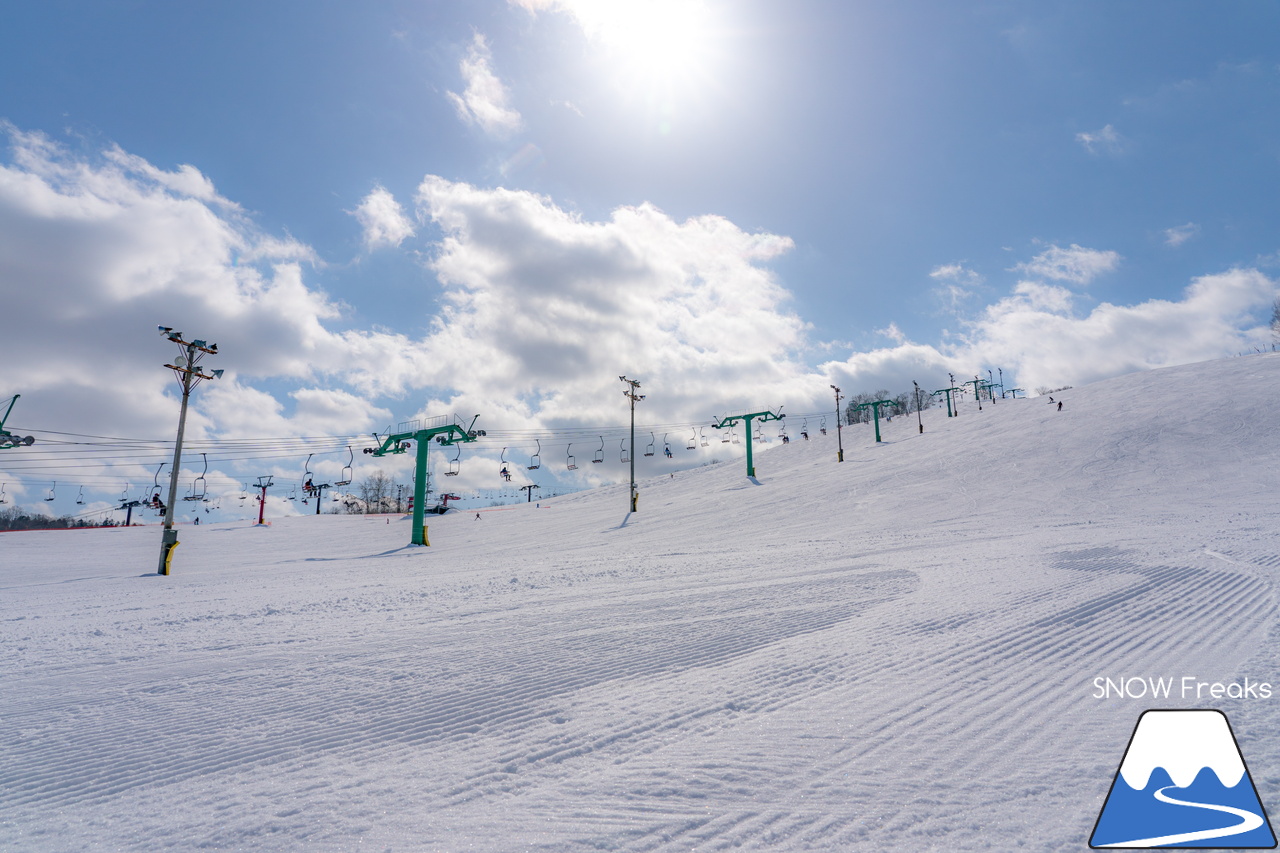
4 355 1280 851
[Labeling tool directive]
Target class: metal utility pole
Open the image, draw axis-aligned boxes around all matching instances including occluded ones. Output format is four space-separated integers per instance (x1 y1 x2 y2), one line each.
156 326 222 575
519 484 540 503
998 368 1005 399
620 376 644 512
255 476 273 525
913 381 924 434
831 385 844 462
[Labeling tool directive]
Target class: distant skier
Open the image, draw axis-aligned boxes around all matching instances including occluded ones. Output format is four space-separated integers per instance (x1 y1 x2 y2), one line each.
1057 401 1063 411
475 512 481 520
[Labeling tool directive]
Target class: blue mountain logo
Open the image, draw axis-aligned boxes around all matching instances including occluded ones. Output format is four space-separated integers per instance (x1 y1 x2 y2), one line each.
1091 709 1276 848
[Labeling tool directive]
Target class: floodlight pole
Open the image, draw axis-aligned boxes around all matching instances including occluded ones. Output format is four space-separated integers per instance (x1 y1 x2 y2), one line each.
620 376 644 512
831 385 844 462
156 327 221 575
913 381 924 434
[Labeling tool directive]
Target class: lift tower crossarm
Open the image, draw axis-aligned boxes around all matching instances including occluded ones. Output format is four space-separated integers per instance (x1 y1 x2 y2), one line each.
712 408 784 478
366 415 485 546
854 399 897 443
932 386 963 418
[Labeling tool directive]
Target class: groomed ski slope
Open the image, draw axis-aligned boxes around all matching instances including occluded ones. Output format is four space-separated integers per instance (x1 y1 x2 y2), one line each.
4 354 1280 852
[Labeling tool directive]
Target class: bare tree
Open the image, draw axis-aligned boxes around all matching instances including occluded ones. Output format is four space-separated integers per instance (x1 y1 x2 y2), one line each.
359 471 395 513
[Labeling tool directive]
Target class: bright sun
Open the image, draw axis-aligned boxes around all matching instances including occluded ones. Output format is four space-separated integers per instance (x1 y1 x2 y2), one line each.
567 0 718 88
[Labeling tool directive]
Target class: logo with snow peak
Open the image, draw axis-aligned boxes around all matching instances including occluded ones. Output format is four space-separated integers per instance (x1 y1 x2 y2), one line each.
1090 710 1276 849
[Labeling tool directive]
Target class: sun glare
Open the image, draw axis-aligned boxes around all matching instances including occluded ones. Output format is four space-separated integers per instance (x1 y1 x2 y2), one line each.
573 0 717 88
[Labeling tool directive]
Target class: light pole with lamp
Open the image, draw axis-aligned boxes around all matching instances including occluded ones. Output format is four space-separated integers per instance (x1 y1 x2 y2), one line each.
156 326 222 575
831 385 844 462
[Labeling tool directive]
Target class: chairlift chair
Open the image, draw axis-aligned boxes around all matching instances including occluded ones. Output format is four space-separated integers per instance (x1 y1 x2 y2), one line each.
731 429 741 445
644 432 655 457
335 446 354 487
76 486 85 505
699 427 708 447
44 482 56 502
184 453 209 502
500 448 512 481
0 483 7 504
663 433 673 458
686 428 697 451
820 417 828 435
801 418 810 440
445 443 461 476
527 439 541 470
566 443 577 470
619 438 629 463
592 435 604 464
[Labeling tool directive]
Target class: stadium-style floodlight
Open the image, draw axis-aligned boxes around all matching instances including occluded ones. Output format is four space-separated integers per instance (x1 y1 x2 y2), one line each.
155 327 222 575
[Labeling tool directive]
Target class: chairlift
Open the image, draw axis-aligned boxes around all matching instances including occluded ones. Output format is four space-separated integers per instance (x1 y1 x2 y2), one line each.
699 427 709 448
76 485 85 505
150 464 167 513
619 438 629 463
445 443 461 476
566 443 577 470
644 432 656 457
239 483 248 501
184 453 208 502
663 433 673 459
120 483 131 503
801 418 810 440
335 446 354 487
500 447 512 481
44 481 56 502
302 453 316 498
0 483 7 504
731 429 741 445
819 416 828 435
287 486 297 501
527 439 541 470
592 435 604 464
686 428 697 451
720 424 731 443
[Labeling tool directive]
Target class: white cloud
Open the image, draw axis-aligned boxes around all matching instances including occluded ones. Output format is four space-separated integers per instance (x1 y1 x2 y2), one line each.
1014 243 1120 286
351 186 415 250
411 175 818 426
956 267 1276 391
446 34 523 137
1164 222 1200 248
1076 124 1124 155
929 262 983 313
0 127 414 444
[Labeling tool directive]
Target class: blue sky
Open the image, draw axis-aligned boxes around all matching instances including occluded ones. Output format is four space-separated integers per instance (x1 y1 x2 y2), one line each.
1 0 1278 515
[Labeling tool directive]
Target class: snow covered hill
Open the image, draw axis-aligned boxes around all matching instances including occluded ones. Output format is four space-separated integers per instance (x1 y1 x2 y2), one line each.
4 354 1280 852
